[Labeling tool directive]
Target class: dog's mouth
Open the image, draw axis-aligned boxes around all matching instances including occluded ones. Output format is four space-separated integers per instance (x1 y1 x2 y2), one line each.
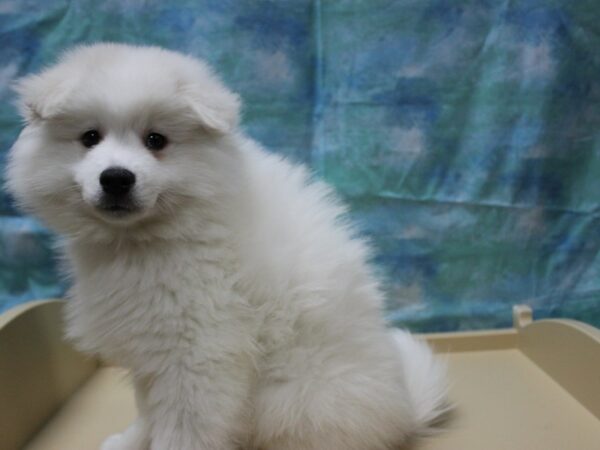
95 196 142 219
100 203 135 215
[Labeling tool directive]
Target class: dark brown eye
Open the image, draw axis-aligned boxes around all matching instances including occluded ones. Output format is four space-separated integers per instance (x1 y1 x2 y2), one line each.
80 130 102 148
145 132 168 151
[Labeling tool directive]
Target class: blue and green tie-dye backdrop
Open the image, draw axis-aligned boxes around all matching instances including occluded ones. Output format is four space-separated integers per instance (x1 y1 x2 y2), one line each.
1 0 599 332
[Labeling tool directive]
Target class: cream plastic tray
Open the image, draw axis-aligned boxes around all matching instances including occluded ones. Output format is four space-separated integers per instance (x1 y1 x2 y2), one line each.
1 301 599 450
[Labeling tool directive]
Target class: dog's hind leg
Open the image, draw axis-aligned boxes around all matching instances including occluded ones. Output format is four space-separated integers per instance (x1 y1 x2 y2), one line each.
252 332 418 450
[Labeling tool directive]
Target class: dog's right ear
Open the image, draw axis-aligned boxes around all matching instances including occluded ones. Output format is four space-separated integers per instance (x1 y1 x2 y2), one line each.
12 70 76 123
179 77 241 135
185 86 241 135
176 58 242 135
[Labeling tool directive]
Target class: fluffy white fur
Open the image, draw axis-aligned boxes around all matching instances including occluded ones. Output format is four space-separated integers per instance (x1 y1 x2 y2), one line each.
6 44 448 450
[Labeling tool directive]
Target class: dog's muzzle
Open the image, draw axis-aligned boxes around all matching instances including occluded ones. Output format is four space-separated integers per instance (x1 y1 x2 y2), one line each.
97 166 139 215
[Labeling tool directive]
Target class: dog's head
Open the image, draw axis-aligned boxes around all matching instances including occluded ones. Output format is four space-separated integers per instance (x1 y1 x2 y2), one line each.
6 44 242 241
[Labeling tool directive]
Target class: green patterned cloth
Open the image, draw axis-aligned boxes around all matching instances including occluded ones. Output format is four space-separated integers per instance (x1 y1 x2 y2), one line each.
1 0 599 331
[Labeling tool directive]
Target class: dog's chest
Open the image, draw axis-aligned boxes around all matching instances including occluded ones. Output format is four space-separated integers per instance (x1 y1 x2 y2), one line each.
65 242 241 368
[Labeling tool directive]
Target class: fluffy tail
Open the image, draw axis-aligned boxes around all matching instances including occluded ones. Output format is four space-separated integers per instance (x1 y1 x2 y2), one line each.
392 329 451 434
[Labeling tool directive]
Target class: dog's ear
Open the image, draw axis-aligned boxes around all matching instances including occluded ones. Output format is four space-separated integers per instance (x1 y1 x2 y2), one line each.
13 70 76 123
179 69 241 135
185 86 241 135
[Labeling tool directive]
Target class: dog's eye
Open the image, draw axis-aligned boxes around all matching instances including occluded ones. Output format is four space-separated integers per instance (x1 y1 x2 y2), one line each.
145 132 168 151
80 130 102 148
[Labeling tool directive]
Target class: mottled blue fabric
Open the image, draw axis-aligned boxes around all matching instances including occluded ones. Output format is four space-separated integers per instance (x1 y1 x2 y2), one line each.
1 0 599 331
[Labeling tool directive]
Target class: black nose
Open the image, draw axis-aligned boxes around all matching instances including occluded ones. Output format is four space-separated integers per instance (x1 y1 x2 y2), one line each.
99 167 136 196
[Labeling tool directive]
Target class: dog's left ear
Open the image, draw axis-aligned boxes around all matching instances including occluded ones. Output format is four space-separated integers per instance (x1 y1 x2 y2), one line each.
182 79 241 135
13 70 77 123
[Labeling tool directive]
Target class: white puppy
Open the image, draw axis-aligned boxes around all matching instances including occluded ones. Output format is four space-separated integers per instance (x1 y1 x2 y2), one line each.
6 44 448 450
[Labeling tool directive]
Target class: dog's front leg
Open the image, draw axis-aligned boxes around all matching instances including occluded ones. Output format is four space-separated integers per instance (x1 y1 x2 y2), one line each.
145 341 255 450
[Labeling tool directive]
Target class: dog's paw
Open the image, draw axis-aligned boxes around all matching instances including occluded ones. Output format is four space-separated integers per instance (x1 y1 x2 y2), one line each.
100 434 127 450
100 432 147 450
100 419 149 450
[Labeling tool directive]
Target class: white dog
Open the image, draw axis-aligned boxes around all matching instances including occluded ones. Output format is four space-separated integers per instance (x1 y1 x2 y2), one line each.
6 44 448 450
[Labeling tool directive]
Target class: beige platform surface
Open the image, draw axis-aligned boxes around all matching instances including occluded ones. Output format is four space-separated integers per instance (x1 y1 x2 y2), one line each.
23 349 600 450
2 301 600 450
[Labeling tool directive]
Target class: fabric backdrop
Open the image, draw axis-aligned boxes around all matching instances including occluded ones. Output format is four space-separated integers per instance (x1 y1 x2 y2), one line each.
0 0 599 332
